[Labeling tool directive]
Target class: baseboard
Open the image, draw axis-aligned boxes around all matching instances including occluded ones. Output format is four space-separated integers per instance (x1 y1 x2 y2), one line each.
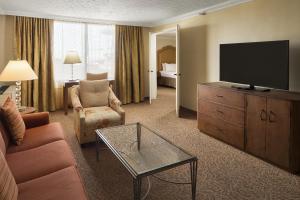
180 106 197 114
179 106 197 119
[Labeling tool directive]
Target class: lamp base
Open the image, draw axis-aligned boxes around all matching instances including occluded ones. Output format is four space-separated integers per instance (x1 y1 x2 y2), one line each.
15 81 21 109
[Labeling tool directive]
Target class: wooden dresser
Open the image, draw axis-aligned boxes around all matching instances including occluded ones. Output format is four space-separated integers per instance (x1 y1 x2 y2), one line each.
197 82 300 173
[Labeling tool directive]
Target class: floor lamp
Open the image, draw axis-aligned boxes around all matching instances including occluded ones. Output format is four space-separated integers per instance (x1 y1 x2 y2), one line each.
0 60 38 110
64 50 82 81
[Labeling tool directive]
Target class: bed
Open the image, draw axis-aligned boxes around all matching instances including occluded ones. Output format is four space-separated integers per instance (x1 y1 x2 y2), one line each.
157 45 176 88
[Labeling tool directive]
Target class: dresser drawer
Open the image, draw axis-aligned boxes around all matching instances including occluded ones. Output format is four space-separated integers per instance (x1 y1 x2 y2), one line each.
198 85 245 109
198 113 244 149
198 100 245 127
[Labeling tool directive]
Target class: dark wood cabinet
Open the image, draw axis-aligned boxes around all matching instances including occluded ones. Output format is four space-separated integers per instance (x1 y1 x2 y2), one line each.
266 99 291 169
246 95 267 159
198 82 300 173
198 84 245 149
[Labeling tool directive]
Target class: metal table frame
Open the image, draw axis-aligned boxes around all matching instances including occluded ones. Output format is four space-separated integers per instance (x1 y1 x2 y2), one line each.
96 123 198 200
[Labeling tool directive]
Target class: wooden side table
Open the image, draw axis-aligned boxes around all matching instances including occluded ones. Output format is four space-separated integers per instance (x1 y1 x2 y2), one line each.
63 79 115 115
19 106 36 115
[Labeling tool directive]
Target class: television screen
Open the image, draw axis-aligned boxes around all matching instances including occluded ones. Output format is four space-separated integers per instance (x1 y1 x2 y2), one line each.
220 40 289 90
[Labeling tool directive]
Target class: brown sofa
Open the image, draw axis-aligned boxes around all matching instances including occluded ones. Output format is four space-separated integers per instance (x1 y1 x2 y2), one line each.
0 112 88 200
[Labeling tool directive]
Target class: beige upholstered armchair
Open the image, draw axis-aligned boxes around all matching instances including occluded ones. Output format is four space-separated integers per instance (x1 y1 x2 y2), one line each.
70 80 125 144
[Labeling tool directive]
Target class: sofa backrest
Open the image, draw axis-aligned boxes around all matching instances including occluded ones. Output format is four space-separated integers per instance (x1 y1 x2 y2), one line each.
0 119 10 155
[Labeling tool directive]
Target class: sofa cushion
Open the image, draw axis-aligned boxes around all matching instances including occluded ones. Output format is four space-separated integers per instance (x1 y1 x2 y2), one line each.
6 140 76 183
86 72 108 80
83 106 122 135
0 151 18 200
6 123 65 154
80 80 109 108
0 97 25 145
18 166 87 200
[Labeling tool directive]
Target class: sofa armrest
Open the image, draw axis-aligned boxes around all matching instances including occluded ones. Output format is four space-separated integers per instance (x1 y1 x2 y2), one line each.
108 88 125 124
22 112 50 129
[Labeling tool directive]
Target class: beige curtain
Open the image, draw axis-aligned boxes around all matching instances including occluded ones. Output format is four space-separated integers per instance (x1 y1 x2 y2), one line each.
15 16 56 111
115 25 144 104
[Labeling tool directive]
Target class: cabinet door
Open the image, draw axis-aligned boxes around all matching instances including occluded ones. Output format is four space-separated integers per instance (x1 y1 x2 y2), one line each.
266 99 290 169
246 95 267 158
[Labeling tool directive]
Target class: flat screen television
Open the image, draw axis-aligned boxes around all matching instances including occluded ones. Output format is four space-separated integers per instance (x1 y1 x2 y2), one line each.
220 40 289 90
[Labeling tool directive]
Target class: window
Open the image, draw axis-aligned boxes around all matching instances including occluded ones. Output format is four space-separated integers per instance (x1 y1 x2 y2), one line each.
53 21 115 86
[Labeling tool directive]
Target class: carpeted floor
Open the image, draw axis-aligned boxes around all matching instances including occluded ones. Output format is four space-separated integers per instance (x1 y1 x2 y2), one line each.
50 87 300 200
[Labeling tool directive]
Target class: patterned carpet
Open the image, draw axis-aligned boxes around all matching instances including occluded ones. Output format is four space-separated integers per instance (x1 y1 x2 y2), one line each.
50 87 300 200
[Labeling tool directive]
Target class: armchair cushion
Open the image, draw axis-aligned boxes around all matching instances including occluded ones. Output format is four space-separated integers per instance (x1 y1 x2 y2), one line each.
0 96 25 145
86 72 108 80
83 106 122 133
79 80 109 108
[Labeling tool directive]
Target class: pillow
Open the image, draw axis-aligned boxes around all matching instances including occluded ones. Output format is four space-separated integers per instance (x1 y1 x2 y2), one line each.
0 151 18 200
165 64 176 72
80 80 109 108
86 72 108 80
0 97 25 145
162 63 167 71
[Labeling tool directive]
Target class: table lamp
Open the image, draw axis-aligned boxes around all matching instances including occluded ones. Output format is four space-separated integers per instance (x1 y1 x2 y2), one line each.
0 60 38 109
64 50 81 81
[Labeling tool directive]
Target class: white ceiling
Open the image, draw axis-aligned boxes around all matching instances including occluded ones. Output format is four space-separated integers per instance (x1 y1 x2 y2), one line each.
0 0 250 27
157 32 176 38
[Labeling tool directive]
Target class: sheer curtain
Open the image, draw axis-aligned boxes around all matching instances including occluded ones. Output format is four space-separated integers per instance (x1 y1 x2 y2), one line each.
53 21 115 108
87 24 115 79
53 21 86 86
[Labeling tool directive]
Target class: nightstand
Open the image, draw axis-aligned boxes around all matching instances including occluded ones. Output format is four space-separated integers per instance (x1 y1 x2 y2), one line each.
19 106 36 115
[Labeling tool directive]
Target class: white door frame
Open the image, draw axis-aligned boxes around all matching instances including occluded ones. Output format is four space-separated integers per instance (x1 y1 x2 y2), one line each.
148 26 181 116
148 32 157 104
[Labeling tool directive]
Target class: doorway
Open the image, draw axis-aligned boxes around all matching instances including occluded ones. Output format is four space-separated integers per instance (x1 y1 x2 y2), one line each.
149 25 180 116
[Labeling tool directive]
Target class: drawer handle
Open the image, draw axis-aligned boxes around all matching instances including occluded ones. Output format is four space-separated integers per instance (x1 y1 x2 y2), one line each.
217 110 224 114
260 109 267 121
216 95 223 98
269 111 276 123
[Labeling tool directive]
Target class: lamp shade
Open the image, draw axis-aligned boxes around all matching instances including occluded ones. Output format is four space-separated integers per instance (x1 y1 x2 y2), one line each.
64 50 82 64
0 60 38 81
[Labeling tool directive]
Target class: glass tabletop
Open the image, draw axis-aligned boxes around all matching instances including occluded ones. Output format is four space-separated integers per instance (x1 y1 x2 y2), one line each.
96 123 196 177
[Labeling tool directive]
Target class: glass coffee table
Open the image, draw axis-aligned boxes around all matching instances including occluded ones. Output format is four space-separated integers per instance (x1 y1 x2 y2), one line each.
96 123 198 200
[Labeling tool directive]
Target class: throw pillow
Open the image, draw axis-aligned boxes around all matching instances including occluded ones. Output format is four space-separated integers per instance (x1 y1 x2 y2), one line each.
0 151 18 200
0 96 26 145
80 80 109 108
86 72 108 80
165 63 176 72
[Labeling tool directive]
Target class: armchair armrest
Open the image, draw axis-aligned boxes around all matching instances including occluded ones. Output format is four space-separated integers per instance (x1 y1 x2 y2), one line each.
108 88 125 124
22 112 50 129
70 85 83 111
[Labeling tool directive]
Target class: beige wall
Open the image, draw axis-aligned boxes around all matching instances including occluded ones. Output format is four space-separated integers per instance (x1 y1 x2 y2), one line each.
149 0 300 111
0 15 15 73
156 36 176 50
